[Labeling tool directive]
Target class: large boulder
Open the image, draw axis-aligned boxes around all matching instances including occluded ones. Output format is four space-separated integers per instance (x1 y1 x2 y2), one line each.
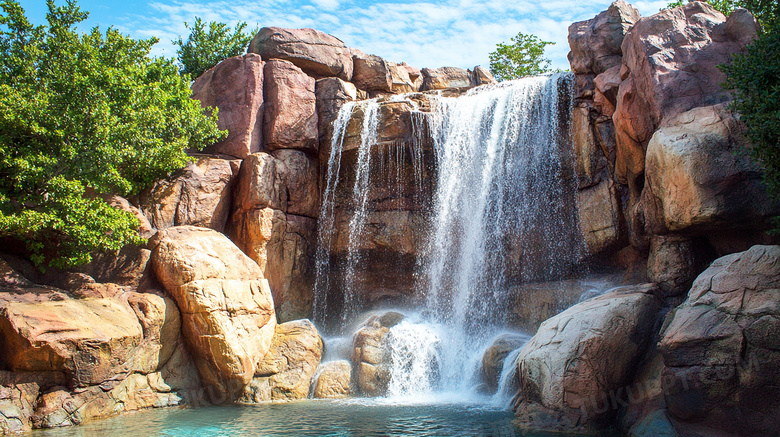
614 2 759 186
315 77 357 160
421 67 473 91
312 360 352 399
658 245 780 437
0 298 143 388
241 319 323 401
150 226 276 402
481 334 528 393
249 27 353 81
641 104 775 235
126 291 181 374
513 285 662 432
577 179 623 255
352 53 392 92
191 54 264 158
263 60 318 152
568 0 640 75
352 311 404 396
233 152 288 215
140 156 239 233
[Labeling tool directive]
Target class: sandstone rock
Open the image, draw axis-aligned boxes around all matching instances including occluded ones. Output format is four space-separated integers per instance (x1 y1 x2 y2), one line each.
658 245 780 437
472 66 497 86
313 360 352 399
242 319 323 401
81 245 152 289
140 156 239 232
263 60 318 152
619 352 678 437
191 54 264 158
249 27 353 81
231 207 286 275
646 235 701 297
614 2 759 185
568 0 640 75
352 311 403 396
0 383 36 434
641 105 775 234
577 179 623 255
233 152 288 214
150 226 275 402
481 334 528 392
352 53 392 92
506 275 623 332
421 67 473 90
266 214 317 322
593 65 621 117
316 77 357 158
572 106 607 189
126 291 181 374
151 226 263 288
232 206 317 322
273 149 319 218
388 62 419 93
513 285 662 432
0 298 143 388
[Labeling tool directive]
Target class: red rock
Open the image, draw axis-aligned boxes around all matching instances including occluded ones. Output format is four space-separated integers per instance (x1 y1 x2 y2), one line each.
263 60 318 152
568 0 640 75
139 156 239 233
191 54 264 159
249 27 353 81
614 2 758 187
352 53 392 92
273 149 319 219
421 67 474 90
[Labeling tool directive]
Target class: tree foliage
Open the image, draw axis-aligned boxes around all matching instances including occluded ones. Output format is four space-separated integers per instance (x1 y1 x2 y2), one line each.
488 32 555 81
663 0 778 25
721 19 780 228
0 0 225 269
173 18 255 79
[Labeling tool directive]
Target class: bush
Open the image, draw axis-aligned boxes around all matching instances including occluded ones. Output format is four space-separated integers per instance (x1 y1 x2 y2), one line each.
173 18 255 79
0 0 225 269
488 32 555 81
721 23 780 226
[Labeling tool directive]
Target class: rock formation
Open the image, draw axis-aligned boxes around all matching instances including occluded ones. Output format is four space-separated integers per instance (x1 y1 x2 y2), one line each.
513 284 662 432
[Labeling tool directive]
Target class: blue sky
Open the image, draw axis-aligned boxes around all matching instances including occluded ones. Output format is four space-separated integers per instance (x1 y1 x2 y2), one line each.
20 0 668 71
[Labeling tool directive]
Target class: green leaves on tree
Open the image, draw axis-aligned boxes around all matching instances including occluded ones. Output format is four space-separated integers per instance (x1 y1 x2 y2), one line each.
0 0 225 269
173 18 256 80
488 32 555 81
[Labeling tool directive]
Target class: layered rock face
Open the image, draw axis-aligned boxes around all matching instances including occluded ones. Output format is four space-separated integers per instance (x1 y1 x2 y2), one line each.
657 245 780 437
568 1 776 290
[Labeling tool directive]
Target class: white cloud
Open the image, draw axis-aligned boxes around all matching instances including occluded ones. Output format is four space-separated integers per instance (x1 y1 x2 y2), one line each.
117 0 667 71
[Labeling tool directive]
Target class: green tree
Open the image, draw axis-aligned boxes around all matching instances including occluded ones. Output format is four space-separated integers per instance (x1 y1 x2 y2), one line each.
173 18 255 79
488 32 555 81
0 0 225 269
663 0 777 24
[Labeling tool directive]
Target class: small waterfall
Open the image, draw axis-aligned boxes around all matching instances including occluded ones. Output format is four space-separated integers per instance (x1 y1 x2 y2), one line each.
490 347 525 408
313 101 355 326
385 321 443 399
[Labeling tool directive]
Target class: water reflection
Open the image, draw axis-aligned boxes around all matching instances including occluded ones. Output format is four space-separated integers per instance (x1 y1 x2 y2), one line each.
34 401 623 437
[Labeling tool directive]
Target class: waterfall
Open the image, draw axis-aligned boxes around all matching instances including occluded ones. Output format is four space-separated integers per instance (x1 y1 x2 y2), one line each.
315 73 581 403
420 74 581 392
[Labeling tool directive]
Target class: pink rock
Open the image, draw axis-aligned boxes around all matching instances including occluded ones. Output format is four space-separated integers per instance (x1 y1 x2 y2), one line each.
191 54 264 159
613 2 758 187
568 0 640 75
249 27 353 81
263 60 318 153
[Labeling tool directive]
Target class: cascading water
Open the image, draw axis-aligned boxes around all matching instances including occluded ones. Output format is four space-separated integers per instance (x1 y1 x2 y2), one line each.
314 73 582 406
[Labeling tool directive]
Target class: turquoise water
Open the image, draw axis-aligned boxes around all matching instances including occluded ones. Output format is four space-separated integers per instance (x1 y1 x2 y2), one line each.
33 400 621 436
